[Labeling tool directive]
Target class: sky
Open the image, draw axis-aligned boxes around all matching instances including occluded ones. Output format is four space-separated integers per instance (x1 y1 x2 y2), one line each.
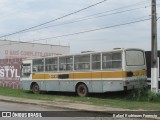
0 0 159 54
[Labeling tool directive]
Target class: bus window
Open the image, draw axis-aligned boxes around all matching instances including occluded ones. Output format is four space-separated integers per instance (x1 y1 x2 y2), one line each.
32 59 44 72
22 64 31 77
92 54 101 70
45 58 58 71
74 55 90 70
126 50 145 66
112 52 122 68
102 52 122 69
59 56 73 71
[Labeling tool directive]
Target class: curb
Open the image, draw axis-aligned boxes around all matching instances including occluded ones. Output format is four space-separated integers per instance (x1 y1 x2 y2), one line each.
0 95 159 119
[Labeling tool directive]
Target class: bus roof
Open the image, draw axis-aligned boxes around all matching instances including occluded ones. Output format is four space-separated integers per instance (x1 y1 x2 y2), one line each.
22 48 144 61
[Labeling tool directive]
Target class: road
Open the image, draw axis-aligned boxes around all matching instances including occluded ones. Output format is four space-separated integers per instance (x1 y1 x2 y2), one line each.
0 101 152 120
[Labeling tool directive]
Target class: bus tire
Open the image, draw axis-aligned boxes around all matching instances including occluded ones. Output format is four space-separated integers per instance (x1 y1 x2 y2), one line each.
31 83 40 94
76 83 88 97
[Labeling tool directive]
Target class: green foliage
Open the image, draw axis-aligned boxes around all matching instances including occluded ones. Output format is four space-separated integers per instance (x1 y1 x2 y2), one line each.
1 86 160 110
147 90 160 102
126 87 148 101
125 81 160 102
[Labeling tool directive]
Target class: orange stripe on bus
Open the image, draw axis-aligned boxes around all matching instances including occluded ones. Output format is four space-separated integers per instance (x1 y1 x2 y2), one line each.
32 74 49 79
32 70 147 80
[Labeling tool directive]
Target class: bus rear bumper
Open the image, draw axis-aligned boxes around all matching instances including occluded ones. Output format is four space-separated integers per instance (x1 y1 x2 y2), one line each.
124 78 147 90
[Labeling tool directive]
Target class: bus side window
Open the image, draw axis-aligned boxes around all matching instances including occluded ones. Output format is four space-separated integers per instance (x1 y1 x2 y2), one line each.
112 52 122 68
74 55 90 71
32 59 44 72
59 56 73 71
33 66 37 72
45 57 58 71
92 54 101 70
102 52 122 69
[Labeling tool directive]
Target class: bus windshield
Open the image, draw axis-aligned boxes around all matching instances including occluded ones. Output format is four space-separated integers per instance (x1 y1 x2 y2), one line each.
126 50 145 66
22 63 31 77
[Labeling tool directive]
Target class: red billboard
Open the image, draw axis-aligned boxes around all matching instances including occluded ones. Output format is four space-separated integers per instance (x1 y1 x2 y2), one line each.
0 58 22 89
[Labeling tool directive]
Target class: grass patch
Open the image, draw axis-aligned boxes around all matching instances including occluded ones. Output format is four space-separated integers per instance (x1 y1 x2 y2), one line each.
0 87 160 110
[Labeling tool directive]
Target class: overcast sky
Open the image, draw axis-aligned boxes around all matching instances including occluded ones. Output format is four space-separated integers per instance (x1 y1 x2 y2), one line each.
0 0 159 53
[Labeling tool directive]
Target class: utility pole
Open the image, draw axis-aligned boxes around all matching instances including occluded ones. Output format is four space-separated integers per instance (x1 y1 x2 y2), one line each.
151 0 158 93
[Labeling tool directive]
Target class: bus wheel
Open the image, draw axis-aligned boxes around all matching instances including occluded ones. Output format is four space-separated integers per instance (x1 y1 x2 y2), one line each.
31 83 40 94
76 83 88 97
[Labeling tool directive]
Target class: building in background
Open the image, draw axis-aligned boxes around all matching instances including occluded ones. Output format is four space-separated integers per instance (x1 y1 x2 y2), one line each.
0 40 70 89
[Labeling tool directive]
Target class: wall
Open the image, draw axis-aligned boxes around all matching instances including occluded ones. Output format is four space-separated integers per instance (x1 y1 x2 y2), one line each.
0 40 69 59
0 58 21 89
0 40 70 89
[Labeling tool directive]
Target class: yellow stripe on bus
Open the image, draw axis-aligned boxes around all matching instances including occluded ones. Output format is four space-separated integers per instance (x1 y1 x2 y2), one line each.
32 74 49 79
102 71 125 78
32 70 146 80
70 71 125 79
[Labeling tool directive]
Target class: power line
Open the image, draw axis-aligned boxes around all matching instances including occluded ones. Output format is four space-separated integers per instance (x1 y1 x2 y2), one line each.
83 0 150 18
31 18 151 42
0 0 149 37
0 18 150 47
0 0 107 39
157 17 160 20
24 0 150 33
24 6 151 33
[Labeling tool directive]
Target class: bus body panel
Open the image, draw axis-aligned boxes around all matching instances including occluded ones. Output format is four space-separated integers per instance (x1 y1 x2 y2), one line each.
91 80 103 92
21 80 31 90
21 79 125 93
20 48 147 94
102 80 124 92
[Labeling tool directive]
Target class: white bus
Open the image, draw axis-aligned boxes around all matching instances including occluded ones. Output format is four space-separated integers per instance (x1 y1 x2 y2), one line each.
21 48 147 96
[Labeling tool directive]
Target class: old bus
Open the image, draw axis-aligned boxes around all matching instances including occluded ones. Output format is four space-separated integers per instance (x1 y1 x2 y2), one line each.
21 48 147 96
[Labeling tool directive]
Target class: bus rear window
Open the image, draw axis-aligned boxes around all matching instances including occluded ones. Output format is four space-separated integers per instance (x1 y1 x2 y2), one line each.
126 50 145 66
